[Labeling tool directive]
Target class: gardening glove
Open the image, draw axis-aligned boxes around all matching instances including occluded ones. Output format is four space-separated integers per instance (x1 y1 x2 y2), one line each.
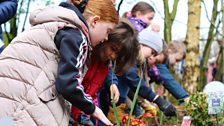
154 96 177 116
141 99 157 116
110 84 119 104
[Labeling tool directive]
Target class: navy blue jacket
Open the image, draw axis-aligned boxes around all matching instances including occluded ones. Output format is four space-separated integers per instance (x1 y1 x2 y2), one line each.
117 65 157 103
54 2 95 115
104 66 118 86
156 64 189 100
0 0 17 39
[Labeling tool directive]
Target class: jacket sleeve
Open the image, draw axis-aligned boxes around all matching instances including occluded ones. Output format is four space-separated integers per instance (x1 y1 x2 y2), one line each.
54 27 95 115
0 0 18 24
123 65 157 102
104 66 118 87
156 64 189 100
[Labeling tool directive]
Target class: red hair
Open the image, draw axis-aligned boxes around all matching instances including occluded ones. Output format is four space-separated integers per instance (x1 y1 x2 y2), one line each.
71 0 119 24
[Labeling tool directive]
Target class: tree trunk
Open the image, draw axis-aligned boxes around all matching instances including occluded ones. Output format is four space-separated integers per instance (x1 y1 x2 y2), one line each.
198 0 219 90
182 0 201 93
163 0 179 43
221 0 224 82
215 0 224 82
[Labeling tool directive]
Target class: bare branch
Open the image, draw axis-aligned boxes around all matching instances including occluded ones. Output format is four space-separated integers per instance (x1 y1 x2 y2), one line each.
170 0 179 21
117 0 124 14
201 0 222 37
17 0 24 30
21 0 31 32
164 0 169 19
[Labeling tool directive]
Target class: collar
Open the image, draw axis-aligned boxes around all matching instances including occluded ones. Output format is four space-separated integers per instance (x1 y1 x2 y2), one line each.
59 2 89 29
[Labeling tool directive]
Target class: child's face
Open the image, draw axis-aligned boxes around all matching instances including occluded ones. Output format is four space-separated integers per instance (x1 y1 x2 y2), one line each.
141 45 157 61
147 53 165 67
168 52 183 66
136 11 155 26
100 43 119 61
89 16 115 47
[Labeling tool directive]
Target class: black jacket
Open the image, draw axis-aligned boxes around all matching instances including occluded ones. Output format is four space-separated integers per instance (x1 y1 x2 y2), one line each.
54 2 95 115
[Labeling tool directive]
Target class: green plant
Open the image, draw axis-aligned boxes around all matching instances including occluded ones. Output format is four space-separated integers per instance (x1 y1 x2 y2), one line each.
111 60 120 126
185 92 224 126
185 92 210 125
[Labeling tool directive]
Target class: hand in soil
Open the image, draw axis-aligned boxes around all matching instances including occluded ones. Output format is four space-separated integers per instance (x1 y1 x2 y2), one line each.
92 106 113 126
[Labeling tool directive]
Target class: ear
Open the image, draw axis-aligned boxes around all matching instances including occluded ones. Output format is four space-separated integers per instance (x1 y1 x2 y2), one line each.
89 16 100 28
135 11 142 18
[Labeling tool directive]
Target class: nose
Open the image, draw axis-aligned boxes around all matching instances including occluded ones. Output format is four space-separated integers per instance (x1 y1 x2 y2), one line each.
100 35 109 44
110 53 117 60
104 35 108 41
147 57 155 65
148 54 154 60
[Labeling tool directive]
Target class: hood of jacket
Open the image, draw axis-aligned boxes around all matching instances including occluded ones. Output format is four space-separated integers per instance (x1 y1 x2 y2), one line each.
29 2 89 30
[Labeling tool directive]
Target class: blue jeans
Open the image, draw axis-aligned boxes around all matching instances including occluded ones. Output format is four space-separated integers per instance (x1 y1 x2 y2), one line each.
156 64 189 101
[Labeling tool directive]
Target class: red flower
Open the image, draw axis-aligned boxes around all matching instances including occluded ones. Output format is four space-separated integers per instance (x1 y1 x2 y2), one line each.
139 112 153 119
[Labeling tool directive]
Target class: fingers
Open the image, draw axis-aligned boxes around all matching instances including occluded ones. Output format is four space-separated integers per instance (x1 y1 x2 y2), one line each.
113 91 119 103
100 115 113 126
110 84 120 103
92 106 113 126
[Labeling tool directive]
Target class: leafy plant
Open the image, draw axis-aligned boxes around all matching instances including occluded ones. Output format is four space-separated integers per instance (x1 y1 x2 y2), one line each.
186 92 210 126
127 62 146 125
185 92 224 126
185 92 210 125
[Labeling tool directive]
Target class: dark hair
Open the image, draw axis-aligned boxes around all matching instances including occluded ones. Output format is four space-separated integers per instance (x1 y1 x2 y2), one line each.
111 18 139 75
131 2 155 17
77 0 88 13
92 18 139 75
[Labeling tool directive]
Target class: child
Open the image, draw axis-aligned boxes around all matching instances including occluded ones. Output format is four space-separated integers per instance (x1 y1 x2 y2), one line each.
148 41 189 104
98 27 177 123
124 1 162 116
71 18 139 125
127 1 160 32
0 0 118 125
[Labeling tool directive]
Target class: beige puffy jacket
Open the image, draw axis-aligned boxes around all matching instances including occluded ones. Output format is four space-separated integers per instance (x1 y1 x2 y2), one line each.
0 6 88 126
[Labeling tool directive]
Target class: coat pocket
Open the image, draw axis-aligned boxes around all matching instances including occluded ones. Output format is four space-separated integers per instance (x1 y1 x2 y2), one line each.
38 84 58 102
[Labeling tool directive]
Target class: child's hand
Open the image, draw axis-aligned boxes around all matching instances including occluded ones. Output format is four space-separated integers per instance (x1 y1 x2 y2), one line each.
110 84 120 104
151 23 160 32
92 106 114 126
156 84 164 96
